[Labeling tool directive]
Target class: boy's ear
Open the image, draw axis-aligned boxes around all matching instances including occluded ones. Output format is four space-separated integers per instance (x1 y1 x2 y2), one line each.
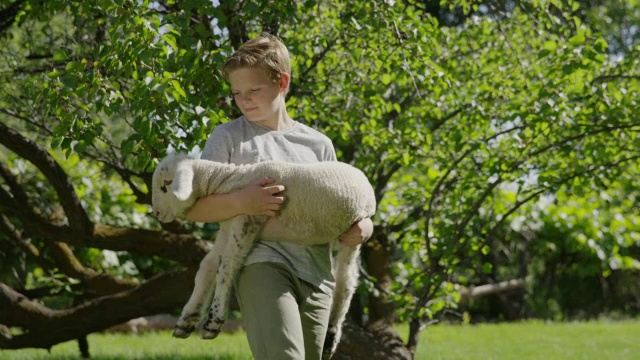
279 73 290 92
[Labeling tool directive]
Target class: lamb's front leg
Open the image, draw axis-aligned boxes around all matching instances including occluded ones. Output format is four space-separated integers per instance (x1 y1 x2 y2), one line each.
173 225 230 338
201 215 266 339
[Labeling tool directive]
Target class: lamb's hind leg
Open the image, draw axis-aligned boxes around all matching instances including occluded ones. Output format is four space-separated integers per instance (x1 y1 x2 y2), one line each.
201 215 265 339
173 226 229 338
323 244 361 360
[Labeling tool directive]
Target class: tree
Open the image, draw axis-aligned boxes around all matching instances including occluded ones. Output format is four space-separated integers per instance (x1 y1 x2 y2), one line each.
1 0 638 358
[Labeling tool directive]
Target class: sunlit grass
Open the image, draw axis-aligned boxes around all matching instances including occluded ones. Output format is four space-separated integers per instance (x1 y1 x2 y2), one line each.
398 319 640 360
2 320 639 359
0 330 252 360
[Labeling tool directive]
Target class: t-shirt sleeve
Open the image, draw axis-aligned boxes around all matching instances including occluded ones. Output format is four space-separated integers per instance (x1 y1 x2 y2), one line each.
201 126 231 163
325 142 337 162
323 136 337 162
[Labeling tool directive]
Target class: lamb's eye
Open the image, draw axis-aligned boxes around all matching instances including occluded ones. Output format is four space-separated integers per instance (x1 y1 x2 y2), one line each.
160 180 173 193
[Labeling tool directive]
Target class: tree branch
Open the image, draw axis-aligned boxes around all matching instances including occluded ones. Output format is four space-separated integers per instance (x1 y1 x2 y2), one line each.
48 242 140 295
374 162 402 206
0 185 63 239
458 278 524 303
453 122 640 244
0 215 54 271
0 187 209 265
0 0 25 33
89 225 210 266
220 0 248 49
593 74 640 83
0 160 39 216
0 121 93 236
0 269 195 350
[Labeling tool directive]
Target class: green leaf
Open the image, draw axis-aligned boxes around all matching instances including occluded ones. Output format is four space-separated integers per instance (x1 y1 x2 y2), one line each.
172 80 187 98
53 49 69 61
77 102 90 112
569 35 585 46
51 137 64 149
74 140 88 153
121 137 135 157
65 61 85 72
543 41 557 52
140 119 152 138
594 38 608 53
161 34 178 51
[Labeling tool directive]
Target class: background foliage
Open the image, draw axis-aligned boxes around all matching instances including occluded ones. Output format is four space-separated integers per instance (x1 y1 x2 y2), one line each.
1 0 638 356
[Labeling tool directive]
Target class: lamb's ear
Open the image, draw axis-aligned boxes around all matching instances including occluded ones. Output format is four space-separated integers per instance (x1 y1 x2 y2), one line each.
171 166 194 201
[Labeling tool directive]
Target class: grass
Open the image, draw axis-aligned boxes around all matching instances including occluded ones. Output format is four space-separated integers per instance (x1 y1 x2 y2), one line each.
401 320 640 360
0 331 253 360
2 320 639 359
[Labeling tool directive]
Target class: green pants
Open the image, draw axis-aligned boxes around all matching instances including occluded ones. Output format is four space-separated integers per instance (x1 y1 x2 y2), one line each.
236 262 332 360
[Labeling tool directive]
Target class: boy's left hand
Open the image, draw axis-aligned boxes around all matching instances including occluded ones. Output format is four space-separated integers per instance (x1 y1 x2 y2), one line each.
339 218 373 246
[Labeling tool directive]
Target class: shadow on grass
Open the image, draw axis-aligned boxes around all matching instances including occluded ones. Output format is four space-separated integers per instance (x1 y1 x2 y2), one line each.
0 351 250 360
86 357 242 360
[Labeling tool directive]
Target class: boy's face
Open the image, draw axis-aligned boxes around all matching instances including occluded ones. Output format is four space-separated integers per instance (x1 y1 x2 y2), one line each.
228 67 287 124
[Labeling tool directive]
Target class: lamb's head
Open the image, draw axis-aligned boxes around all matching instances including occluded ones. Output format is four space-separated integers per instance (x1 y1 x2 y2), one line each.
151 153 197 223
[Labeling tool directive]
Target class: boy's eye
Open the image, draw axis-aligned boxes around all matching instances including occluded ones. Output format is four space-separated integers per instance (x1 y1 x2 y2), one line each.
250 89 260 92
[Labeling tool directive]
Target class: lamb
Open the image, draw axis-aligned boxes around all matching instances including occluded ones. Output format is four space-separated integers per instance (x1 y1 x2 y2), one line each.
151 153 376 358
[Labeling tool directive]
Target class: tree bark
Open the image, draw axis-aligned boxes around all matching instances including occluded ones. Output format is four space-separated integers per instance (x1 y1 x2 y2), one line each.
363 236 396 324
332 320 412 360
357 233 412 359
458 279 524 303
0 268 196 350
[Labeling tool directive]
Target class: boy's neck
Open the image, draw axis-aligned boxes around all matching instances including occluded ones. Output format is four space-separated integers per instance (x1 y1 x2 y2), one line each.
261 106 295 131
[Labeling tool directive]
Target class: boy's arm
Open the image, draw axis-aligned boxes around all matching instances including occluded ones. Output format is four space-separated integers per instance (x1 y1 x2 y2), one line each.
339 218 374 246
185 178 285 223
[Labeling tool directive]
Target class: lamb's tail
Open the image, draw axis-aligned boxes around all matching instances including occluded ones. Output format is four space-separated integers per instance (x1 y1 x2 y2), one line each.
323 244 360 359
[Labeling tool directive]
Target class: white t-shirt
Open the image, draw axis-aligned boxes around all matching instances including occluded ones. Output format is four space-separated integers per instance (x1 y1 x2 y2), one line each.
201 116 336 294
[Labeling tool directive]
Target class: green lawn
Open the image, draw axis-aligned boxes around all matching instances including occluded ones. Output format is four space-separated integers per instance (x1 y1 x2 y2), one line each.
2 320 639 359
0 331 253 360
401 320 640 360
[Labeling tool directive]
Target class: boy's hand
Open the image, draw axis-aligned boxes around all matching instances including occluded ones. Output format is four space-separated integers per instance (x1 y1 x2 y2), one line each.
339 218 373 246
237 177 285 217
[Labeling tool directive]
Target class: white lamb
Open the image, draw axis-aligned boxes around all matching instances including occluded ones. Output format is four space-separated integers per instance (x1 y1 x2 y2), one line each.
151 153 376 358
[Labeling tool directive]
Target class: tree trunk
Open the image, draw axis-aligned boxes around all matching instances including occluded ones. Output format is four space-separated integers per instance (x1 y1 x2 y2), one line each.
351 234 412 359
363 236 396 324
333 320 412 360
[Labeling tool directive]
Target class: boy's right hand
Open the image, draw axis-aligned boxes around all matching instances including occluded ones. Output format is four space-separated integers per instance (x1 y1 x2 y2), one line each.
237 178 285 217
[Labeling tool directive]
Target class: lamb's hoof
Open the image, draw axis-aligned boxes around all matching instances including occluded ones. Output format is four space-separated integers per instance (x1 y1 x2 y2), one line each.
322 328 339 360
201 328 221 340
172 326 194 339
321 347 335 360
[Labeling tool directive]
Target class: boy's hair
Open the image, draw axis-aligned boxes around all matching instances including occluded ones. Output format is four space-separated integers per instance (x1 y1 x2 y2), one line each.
222 33 291 92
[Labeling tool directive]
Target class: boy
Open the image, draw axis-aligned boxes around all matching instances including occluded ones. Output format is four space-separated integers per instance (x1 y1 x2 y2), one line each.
185 33 373 360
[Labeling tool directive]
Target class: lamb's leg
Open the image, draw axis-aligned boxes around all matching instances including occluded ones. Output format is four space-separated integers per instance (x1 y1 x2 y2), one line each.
323 244 361 360
173 225 230 338
201 215 265 339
